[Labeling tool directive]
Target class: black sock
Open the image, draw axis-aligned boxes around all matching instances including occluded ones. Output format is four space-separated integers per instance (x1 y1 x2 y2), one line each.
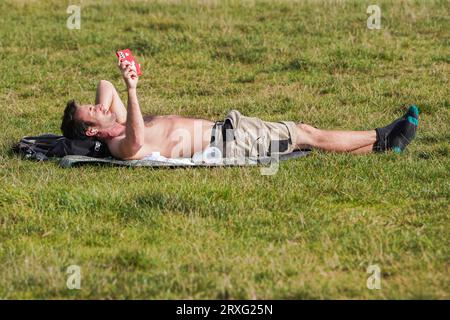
388 116 418 153
373 105 419 152
373 116 405 152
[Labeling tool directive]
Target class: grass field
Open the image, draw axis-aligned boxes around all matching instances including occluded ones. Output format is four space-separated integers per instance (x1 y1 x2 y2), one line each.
0 0 449 299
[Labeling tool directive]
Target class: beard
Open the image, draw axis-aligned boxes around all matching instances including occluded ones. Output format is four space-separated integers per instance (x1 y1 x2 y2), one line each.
99 112 117 127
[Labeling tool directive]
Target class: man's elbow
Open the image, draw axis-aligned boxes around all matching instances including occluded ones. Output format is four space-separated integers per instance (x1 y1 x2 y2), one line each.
120 142 143 160
98 79 113 88
130 141 143 152
129 133 144 149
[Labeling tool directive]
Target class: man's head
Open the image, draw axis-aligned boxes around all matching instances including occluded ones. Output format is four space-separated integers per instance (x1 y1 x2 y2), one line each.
61 100 117 140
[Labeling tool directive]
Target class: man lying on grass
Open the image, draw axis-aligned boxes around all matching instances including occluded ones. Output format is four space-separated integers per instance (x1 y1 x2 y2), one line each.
60 60 418 161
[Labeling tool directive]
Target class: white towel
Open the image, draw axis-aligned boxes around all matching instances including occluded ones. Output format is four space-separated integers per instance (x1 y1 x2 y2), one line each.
142 147 224 166
142 152 194 165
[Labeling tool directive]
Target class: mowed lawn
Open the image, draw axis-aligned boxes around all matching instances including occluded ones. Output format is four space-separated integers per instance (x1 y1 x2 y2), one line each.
0 0 449 299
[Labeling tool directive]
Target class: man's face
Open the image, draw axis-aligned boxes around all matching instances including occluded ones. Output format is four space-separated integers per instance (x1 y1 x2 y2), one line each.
75 103 117 135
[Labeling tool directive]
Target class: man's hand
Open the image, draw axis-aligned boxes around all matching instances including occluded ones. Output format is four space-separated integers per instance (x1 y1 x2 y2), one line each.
118 60 138 89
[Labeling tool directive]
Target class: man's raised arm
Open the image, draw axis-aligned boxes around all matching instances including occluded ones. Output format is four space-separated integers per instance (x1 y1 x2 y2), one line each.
115 60 145 159
95 80 127 124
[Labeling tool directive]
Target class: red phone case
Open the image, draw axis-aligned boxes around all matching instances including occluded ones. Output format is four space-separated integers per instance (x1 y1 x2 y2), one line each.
116 49 142 76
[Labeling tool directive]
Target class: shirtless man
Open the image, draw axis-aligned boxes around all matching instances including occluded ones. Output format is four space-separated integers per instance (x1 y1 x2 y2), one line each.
60 60 419 160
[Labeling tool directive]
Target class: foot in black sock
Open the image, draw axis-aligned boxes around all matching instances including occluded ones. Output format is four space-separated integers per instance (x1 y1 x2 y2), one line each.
388 112 418 153
373 105 419 152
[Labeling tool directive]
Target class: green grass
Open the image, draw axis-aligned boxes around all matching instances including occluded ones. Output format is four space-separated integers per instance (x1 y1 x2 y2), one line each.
0 0 449 299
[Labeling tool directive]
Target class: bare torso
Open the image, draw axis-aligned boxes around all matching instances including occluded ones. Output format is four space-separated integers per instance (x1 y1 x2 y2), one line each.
106 115 214 160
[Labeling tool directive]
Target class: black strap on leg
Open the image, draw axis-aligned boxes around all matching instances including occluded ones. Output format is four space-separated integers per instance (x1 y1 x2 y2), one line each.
210 120 234 159
268 139 290 156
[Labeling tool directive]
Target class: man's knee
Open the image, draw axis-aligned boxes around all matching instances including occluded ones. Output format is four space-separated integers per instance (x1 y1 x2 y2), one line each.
296 123 323 146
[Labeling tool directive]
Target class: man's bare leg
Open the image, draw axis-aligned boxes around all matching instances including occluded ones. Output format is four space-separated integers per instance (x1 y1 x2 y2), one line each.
294 105 420 154
350 144 374 154
295 123 376 154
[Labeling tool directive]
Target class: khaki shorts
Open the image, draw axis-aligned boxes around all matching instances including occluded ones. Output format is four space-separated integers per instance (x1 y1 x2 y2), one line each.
210 110 299 162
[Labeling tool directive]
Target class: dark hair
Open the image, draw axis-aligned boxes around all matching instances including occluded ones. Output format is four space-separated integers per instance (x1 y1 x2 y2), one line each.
60 100 90 140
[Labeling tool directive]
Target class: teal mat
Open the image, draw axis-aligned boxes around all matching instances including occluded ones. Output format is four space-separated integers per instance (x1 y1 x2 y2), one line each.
59 150 311 168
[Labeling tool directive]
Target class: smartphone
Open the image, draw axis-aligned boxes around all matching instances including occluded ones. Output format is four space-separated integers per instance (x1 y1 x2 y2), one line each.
116 49 142 76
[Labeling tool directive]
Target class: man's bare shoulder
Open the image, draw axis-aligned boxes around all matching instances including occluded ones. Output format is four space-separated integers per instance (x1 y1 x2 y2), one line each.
105 136 126 159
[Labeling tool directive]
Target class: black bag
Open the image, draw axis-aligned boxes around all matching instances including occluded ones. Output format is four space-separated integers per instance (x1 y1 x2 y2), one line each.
12 134 111 161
